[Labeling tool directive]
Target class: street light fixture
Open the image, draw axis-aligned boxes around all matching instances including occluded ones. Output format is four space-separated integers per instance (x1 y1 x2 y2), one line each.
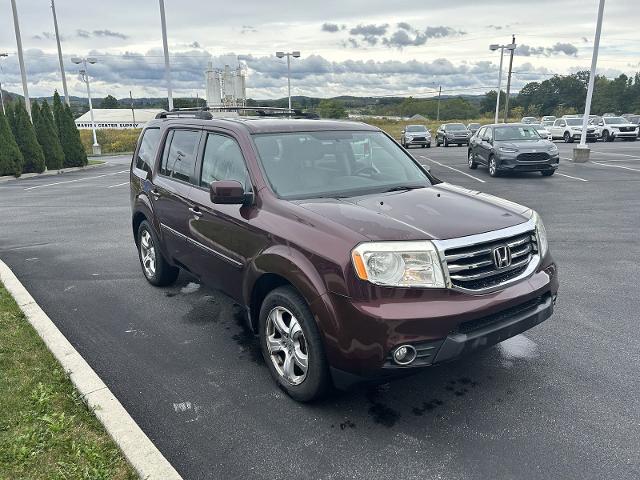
489 43 516 124
72 56 101 155
276 50 301 114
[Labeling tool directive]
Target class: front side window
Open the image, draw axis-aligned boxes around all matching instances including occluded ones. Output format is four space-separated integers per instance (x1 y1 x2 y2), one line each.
253 131 432 200
200 133 249 188
160 129 201 183
135 128 160 173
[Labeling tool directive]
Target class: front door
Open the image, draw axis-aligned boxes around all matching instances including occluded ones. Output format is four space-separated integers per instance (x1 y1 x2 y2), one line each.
152 128 202 266
186 131 264 302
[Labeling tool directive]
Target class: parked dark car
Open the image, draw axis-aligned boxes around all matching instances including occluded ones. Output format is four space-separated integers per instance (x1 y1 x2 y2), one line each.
130 113 558 401
400 124 431 148
435 123 471 146
468 124 559 177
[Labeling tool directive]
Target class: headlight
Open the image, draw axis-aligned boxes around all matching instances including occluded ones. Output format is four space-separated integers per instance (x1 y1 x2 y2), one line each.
352 241 445 288
570 127 581 131
610 126 619 130
532 211 548 258
549 144 558 153
499 147 518 153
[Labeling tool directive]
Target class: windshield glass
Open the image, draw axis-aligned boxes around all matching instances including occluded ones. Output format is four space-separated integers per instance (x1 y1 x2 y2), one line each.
532 125 547 131
253 131 432 200
406 125 427 132
604 117 626 124
446 124 466 131
566 119 583 126
468 123 480 128
494 126 541 141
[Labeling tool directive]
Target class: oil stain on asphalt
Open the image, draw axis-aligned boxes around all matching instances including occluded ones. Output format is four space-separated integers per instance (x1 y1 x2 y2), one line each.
366 387 401 427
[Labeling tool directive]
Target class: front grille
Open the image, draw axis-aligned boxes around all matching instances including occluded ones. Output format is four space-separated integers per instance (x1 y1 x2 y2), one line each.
517 152 550 162
619 127 634 132
410 136 426 142
444 230 538 291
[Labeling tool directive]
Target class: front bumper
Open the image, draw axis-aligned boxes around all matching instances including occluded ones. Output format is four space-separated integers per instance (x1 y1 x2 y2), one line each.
317 259 558 387
497 154 560 172
405 137 431 146
445 136 470 144
611 130 638 139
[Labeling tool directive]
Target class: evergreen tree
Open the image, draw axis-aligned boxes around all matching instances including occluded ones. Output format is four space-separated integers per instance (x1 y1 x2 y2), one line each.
11 101 46 174
34 100 65 170
0 109 23 176
52 90 64 140
59 103 88 167
5 102 16 137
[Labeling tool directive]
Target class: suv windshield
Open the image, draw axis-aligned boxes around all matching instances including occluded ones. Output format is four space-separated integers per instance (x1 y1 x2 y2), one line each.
253 131 431 200
406 125 427 132
445 124 466 131
494 125 541 141
565 119 583 126
604 117 626 124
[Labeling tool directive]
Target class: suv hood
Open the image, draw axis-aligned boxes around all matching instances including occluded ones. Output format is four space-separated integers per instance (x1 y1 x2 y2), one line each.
607 122 636 127
294 183 531 241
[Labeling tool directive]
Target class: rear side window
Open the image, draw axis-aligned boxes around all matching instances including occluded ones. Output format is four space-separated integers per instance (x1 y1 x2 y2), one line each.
135 128 160 173
160 129 201 183
200 133 248 188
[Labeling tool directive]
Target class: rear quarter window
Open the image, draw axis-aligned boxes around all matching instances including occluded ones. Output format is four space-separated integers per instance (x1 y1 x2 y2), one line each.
134 128 161 173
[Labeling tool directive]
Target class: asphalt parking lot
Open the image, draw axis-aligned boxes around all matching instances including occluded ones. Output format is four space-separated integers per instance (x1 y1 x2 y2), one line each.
1 141 639 480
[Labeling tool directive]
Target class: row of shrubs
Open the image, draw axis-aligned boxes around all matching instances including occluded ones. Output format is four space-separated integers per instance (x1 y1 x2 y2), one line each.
0 91 87 177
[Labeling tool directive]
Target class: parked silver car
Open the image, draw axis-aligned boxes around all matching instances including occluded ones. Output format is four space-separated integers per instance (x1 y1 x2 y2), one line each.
400 124 432 148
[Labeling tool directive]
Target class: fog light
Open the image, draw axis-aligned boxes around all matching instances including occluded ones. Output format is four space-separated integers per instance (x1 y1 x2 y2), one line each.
393 345 417 365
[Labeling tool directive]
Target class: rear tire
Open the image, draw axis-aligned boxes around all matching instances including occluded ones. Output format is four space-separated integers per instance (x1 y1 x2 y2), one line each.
259 286 332 402
564 132 573 143
426 142 431 148
137 220 179 286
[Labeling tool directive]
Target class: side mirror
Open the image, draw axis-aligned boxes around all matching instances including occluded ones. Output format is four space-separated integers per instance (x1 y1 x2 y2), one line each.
210 180 252 205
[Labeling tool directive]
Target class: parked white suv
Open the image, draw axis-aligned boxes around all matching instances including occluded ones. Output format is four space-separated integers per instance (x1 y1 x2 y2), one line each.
596 116 638 142
550 118 597 143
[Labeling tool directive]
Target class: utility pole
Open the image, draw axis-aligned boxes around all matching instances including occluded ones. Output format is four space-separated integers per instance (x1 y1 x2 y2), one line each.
575 0 605 162
159 0 173 111
436 85 442 121
0 53 8 115
503 34 516 123
51 0 70 106
72 57 100 155
10 0 31 119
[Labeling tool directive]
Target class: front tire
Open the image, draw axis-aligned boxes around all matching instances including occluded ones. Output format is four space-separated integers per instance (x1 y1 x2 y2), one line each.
564 132 573 143
259 286 331 402
488 156 499 177
443 138 449 147
541 170 555 177
137 220 179 286
468 150 478 169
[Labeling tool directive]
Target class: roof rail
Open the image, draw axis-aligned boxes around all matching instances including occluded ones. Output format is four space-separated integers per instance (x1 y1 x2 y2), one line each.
155 105 320 120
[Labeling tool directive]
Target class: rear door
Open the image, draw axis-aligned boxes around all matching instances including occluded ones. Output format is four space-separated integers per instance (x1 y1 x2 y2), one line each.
152 128 202 266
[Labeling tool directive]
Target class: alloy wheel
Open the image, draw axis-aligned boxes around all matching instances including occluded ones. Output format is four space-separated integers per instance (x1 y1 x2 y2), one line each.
265 306 309 385
139 229 156 278
468 151 475 167
489 158 497 176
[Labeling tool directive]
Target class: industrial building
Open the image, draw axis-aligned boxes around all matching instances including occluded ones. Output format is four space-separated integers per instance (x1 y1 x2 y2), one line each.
205 62 246 108
74 108 163 129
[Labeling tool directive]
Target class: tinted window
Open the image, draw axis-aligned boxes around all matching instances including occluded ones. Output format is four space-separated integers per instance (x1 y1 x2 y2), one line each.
445 124 467 131
604 117 626 124
485 128 493 141
406 125 426 132
160 129 200 183
135 128 160 172
200 134 248 188
477 126 486 138
565 119 582 126
494 126 541 141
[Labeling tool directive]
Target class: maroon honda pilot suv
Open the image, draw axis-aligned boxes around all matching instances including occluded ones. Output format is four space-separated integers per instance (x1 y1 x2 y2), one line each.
130 112 558 401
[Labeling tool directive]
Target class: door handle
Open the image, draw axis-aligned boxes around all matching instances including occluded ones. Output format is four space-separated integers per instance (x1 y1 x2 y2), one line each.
188 207 203 217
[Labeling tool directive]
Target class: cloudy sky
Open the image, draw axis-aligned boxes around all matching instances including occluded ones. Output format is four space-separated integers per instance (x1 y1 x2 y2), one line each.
0 0 638 100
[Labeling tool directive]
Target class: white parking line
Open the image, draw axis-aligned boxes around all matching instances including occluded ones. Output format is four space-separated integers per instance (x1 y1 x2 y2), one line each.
591 161 640 173
107 182 129 189
589 151 640 160
419 156 486 183
24 170 128 191
555 172 588 182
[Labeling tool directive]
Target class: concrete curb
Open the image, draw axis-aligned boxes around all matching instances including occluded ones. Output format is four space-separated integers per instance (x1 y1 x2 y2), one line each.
0 162 108 184
0 259 182 480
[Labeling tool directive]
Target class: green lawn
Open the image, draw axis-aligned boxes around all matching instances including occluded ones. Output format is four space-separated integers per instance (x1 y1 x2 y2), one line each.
0 282 137 480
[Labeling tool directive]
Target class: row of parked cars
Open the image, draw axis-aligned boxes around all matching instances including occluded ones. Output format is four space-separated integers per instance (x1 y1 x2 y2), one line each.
400 113 639 150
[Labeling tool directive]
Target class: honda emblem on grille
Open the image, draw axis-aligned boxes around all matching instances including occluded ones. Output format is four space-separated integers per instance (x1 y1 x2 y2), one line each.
492 245 512 269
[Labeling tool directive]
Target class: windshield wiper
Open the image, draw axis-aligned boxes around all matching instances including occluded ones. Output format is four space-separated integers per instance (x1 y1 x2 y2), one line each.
383 185 426 193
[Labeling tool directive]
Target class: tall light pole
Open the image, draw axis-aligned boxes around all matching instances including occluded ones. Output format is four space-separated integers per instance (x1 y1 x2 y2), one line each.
0 53 8 115
51 0 70 107
436 85 442 122
503 34 517 123
72 57 101 155
575 0 605 162
159 0 173 111
276 51 301 113
490 42 516 124
10 0 31 119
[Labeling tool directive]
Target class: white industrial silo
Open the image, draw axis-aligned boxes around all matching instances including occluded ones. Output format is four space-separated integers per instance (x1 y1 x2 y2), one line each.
205 61 222 108
234 67 246 106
